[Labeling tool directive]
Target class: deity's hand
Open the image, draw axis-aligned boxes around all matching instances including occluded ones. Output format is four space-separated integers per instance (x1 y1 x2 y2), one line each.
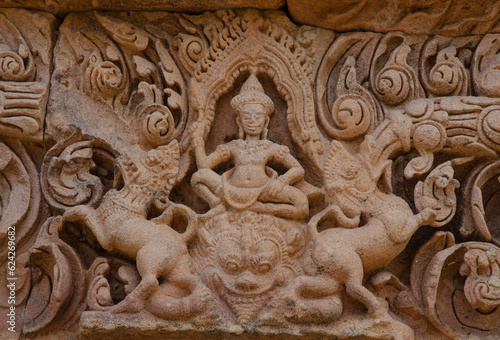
268 178 286 197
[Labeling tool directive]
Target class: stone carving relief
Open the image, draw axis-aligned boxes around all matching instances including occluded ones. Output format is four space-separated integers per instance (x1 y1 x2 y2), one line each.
0 8 54 337
1 6 500 340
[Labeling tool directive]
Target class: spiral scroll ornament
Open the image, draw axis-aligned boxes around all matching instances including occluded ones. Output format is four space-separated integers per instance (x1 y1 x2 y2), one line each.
175 33 206 74
420 242 500 337
23 217 87 334
86 257 140 311
424 46 468 96
140 104 175 147
42 135 115 212
86 57 125 99
478 106 500 151
373 45 423 107
472 34 500 97
320 57 378 140
0 45 34 82
460 160 500 245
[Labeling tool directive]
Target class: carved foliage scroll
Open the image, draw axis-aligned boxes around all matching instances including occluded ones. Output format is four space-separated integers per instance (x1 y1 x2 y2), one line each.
0 140 44 334
0 9 54 142
0 9 55 336
52 11 190 151
41 132 115 214
411 234 500 338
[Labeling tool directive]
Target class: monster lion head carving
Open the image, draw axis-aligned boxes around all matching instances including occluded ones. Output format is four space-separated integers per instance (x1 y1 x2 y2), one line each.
194 211 304 324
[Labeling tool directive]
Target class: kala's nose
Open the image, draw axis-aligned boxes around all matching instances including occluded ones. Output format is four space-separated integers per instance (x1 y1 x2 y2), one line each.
234 272 259 291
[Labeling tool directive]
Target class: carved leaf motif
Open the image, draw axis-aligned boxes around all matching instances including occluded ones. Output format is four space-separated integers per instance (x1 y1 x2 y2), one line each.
413 239 500 337
460 160 500 245
86 257 140 311
44 140 103 211
0 10 54 141
65 12 190 148
414 158 468 227
371 36 426 109
0 140 42 331
156 40 187 140
23 217 87 335
472 34 500 97
42 134 115 213
373 45 423 106
82 35 130 111
421 45 469 97
0 12 35 82
95 12 149 52
318 57 379 140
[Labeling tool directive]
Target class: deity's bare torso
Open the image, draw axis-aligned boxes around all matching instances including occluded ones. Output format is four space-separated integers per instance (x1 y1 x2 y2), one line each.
216 139 293 187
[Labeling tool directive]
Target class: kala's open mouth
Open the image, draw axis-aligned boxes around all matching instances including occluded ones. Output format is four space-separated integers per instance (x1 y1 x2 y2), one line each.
212 272 281 323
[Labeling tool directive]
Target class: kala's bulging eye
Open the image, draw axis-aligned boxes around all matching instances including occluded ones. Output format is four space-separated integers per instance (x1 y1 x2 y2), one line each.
225 261 240 274
217 240 244 274
257 262 271 274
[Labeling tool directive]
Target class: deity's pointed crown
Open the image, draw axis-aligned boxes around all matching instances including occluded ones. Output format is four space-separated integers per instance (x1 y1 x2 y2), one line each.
230 74 274 115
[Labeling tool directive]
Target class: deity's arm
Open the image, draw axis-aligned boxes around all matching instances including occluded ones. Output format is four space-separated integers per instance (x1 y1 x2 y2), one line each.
273 145 304 185
192 139 208 168
190 121 231 169
190 122 208 168
195 142 231 170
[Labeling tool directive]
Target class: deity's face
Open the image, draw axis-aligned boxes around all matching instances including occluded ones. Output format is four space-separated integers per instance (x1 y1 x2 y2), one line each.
239 103 269 137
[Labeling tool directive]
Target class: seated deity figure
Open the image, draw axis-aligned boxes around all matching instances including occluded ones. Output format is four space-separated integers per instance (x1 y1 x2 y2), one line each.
190 74 309 220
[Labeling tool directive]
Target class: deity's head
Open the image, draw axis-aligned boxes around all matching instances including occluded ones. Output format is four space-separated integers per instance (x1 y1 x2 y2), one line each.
231 74 274 139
